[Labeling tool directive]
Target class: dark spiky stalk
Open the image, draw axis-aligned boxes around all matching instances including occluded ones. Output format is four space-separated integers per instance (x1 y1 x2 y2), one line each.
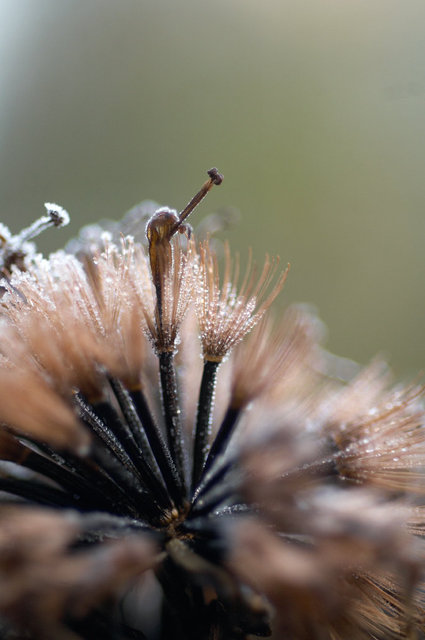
36 441 140 517
0 477 83 509
192 457 234 505
159 351 187 501
108 377 161 478
76 395 164 521
128 386 185 507
192 359 221 492
76 395 141 480
8 447 113 511
93 395 172 510
201 405 241 479
144 170 224 507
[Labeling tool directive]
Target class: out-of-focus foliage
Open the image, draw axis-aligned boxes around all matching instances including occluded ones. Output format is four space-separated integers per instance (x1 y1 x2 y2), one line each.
0 0 424 376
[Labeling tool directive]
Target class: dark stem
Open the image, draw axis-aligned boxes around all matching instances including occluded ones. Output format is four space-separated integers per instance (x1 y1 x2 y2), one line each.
171 168 223 235
129 387 185 506
17 448 114 511
77 512 150 537
201 406 241 479
159 351 187 501
192 458 233 503
157 548 210 640
159 539 237 640
93 398 138 456
70 610 148 640
109 378 160 477
189 481 235 517
34 441 139 518
94 397 172 511
192 360 220 493
89 443 163 523
189 461 238 517
76 395 163 522
76 394 138 477
0 477 84 509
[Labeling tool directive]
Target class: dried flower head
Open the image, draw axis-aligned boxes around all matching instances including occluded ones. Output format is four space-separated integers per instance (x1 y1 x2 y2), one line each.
0 170 424 640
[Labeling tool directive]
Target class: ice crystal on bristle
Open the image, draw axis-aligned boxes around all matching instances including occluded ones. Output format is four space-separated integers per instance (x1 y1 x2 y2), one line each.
2 252 106 401
0 169 424 640
229 307 322 410
195 241 288 363
0 203 69 276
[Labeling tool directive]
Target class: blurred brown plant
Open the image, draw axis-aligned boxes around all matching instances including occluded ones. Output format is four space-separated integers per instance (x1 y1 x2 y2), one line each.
0 170 424 639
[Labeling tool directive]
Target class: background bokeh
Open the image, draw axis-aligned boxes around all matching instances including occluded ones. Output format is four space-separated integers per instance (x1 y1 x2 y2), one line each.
0 0 424 377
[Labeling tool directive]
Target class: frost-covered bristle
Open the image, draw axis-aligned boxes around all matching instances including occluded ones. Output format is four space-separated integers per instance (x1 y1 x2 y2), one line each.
0 223 12 245
229 308 322 410
43 203 70 228
195 241 289 362
0 204 70 276
4 252 106 400
0 344 89 451
85 236 150 388
324 374 425 493
17 203 70 244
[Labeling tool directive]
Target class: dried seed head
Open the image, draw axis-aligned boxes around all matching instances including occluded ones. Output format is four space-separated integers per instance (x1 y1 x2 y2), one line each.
0 170 424 640
0 357 89 451
146 168 222 281
130 237 196 354
145 169 223 355
2 253 107 401
84 238 149 388
0 203 69 276
195 241 289 362
0 507 158 639
227 492 420 640
329 381 425 493
229 306 322 409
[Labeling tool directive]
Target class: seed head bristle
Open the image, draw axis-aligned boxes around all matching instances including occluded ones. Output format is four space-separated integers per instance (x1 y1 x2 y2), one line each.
2 255 107 401
0 358 89 451
83 237 150 388
229 307 322 410
0 204 69 276
195 241 288 362
329 382 425 493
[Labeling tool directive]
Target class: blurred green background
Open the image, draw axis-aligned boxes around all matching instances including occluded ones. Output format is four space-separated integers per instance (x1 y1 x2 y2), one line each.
0 0 424 377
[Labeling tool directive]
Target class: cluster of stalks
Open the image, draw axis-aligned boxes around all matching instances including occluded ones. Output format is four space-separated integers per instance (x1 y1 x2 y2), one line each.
0 170 424 640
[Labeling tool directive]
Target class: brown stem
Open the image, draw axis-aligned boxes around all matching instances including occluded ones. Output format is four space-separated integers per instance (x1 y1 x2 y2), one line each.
171 167 223 235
